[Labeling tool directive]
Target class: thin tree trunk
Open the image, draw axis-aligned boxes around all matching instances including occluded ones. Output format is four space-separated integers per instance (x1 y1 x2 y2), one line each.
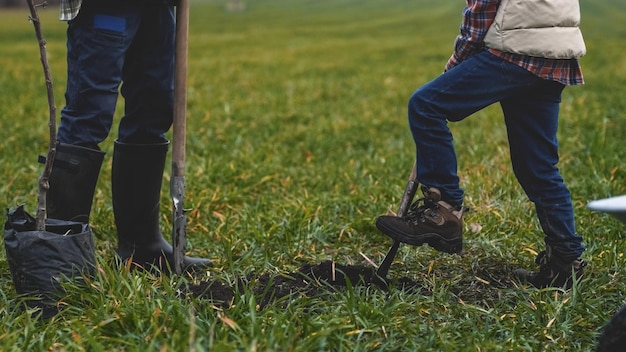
26 0 57 231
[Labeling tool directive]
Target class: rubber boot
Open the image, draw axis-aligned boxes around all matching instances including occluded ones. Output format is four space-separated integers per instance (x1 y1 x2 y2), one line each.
45 142 105 223
112 140 212 272
33 142 102 318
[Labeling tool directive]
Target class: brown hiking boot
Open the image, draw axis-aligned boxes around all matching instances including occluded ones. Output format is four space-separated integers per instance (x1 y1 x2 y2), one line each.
375 186 465 254
514 246 586 289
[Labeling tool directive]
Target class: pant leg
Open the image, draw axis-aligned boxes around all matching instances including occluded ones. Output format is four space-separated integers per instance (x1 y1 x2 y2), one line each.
57 1 143 149
408 50 541 206
118 4 175 145
501 81 585 260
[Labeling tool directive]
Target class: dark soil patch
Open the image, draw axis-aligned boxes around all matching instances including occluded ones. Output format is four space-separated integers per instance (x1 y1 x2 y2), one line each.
183 260 424 309
182 257 521 310
452 258 519 306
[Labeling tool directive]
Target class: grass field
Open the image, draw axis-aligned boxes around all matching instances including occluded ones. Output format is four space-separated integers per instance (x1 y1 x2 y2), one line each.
1 0 626 350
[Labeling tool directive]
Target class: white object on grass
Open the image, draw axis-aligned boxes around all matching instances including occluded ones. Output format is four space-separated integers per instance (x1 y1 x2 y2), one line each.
587 195 626 225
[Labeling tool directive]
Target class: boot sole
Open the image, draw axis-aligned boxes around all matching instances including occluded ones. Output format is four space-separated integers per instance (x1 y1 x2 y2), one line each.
376 218 462 254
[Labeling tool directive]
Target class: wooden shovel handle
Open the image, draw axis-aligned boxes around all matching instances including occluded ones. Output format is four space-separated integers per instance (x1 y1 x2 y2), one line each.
172 0 190 275
173 0 189 177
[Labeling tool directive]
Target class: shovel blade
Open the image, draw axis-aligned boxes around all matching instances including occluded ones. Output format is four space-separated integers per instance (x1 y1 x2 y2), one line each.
171 175 186 274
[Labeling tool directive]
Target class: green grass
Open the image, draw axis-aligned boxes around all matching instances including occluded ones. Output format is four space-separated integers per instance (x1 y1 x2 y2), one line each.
1 0 626 350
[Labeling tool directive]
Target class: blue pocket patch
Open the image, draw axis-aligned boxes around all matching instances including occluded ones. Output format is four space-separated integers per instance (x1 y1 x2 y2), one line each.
93 14 126 33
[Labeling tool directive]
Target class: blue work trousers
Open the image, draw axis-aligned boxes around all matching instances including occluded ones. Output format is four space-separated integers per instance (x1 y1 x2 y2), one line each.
408 50 584 259
57 0 175 149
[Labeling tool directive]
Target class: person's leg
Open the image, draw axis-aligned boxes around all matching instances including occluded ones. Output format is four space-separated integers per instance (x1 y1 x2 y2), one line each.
112 3 212 272
49 1 142 222
57 1 143 149
407 50 542 206
118 3 175 144
377 51 542 253
502 80 584 259
502 81 585 288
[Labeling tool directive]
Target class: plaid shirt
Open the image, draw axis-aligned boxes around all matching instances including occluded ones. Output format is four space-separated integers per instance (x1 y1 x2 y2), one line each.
59 0 82 21
445 0 584 85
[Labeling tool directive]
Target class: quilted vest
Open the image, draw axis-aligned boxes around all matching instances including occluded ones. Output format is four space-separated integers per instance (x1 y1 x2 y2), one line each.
484 0 586 59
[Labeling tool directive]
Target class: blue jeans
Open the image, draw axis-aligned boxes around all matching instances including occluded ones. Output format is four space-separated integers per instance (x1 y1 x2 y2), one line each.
57 1 175 149
408 50 584 260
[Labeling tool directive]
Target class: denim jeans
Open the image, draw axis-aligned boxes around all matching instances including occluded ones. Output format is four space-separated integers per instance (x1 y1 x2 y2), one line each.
57 1 175 149
408 50 584 259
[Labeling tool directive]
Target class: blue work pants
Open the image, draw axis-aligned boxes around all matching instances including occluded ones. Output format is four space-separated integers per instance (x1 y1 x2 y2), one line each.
408 50 584 259
57 0 175 148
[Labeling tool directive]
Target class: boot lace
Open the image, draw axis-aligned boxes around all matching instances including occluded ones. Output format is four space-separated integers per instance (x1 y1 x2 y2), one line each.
404 196 440 225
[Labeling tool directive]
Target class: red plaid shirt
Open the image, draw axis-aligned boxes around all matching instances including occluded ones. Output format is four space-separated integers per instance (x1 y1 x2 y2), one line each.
445 0 584 85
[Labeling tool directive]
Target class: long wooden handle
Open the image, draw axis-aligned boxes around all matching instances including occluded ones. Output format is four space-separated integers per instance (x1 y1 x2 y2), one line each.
172 0 189 176
172 0 190 275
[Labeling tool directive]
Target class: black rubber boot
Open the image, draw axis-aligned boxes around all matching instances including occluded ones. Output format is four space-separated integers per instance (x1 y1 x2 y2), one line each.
112 141 212 273
45 142 105 223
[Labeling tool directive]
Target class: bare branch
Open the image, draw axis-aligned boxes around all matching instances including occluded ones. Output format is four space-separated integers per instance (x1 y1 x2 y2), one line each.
26 0 57 230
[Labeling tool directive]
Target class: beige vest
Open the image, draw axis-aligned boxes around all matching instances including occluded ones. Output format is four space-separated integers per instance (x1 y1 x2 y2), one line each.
484 0 586 59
